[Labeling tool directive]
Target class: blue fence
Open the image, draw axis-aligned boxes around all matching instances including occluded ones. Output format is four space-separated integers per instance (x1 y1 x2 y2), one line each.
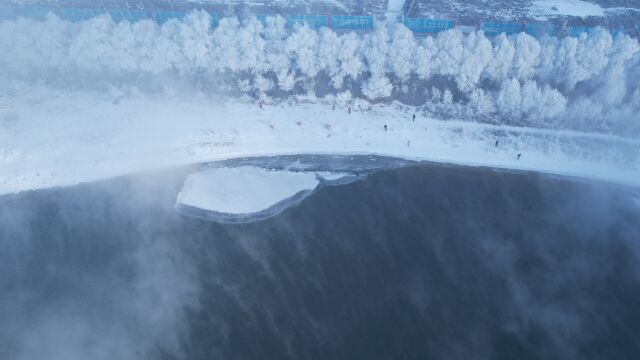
285 15 329 29
58 8 102 22
154 11 186 23
568 26 596 37
108 9 150 23
0 4 628 38
525 23 555 37
481 21 522 36
403 18 453 33
612 29 626 37
331 15 374 30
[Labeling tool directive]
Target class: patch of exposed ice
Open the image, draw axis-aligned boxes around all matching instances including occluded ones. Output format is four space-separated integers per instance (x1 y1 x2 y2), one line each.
177 166 325 215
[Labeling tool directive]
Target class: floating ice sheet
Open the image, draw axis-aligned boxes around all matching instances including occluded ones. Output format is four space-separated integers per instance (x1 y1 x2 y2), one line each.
175 166 355 223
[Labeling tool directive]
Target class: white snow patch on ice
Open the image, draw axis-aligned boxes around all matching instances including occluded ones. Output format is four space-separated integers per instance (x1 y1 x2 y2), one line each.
319 172 349 181
530 0 604 19
176 167 321 214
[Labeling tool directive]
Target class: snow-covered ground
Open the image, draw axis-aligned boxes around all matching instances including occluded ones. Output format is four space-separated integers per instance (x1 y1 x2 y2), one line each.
1 88 638 195
530 0 604 19
176 166 321 214
385 0 405 21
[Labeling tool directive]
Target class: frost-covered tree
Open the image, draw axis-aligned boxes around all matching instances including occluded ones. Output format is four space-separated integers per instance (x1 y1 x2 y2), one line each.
484 33 514 83
511 32 540 80
415 36 436 80
388 23 415 80
178 11 214 70
2 15 640 136
262 16 293 91
212 17 240 72
363 25 389 79
442 89 453 105
468 88 495 116
433 29 464 79
520 80 566 124
286 24 319 79
237 16 266 74
317 28 341 85
456 31 492 92
496 78 522 119
361 75 393 100
334 32 363 89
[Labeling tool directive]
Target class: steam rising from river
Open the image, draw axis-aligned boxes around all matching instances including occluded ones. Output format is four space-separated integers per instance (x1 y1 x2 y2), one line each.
1 161 639 359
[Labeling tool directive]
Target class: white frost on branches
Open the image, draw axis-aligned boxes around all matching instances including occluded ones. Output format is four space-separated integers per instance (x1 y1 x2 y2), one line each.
1 13 639 135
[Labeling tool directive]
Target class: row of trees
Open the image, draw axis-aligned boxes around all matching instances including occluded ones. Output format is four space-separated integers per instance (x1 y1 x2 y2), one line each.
1 11 639 135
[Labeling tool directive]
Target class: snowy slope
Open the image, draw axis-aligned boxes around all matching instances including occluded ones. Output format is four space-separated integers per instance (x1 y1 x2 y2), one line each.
407 0 640 36
1 89 638 194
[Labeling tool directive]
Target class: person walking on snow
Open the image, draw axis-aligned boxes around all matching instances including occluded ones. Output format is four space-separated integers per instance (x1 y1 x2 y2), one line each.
348 106 351 114
517 153 522 160
384 124 388 131
412 113 416 121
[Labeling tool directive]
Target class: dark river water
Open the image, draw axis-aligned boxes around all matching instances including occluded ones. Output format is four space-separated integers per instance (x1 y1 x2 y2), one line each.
1 158 639 360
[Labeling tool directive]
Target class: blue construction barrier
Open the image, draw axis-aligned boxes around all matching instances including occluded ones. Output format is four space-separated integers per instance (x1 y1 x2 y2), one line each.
612 29 626 37
255 14 269 24
286 15 329 29
0 4 628 38
525 23 555 37
569 26 596 37
58 8 104 22
403 18 453 33
481 21 522 36
108 9 150 23
330 15 374 30
153 10 186 23
209 13 225 27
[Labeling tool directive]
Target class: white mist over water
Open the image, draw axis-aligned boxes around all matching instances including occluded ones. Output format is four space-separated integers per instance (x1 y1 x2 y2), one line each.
3 162 640 360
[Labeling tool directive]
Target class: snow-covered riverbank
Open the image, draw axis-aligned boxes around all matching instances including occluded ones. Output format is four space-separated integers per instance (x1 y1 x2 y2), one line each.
0 90 638 195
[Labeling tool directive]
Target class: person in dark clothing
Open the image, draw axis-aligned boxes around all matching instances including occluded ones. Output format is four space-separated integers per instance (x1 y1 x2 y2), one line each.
517 153 522 160
384 125 388 131
412 114 416 121
348 106 351 114
495 140 499 147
